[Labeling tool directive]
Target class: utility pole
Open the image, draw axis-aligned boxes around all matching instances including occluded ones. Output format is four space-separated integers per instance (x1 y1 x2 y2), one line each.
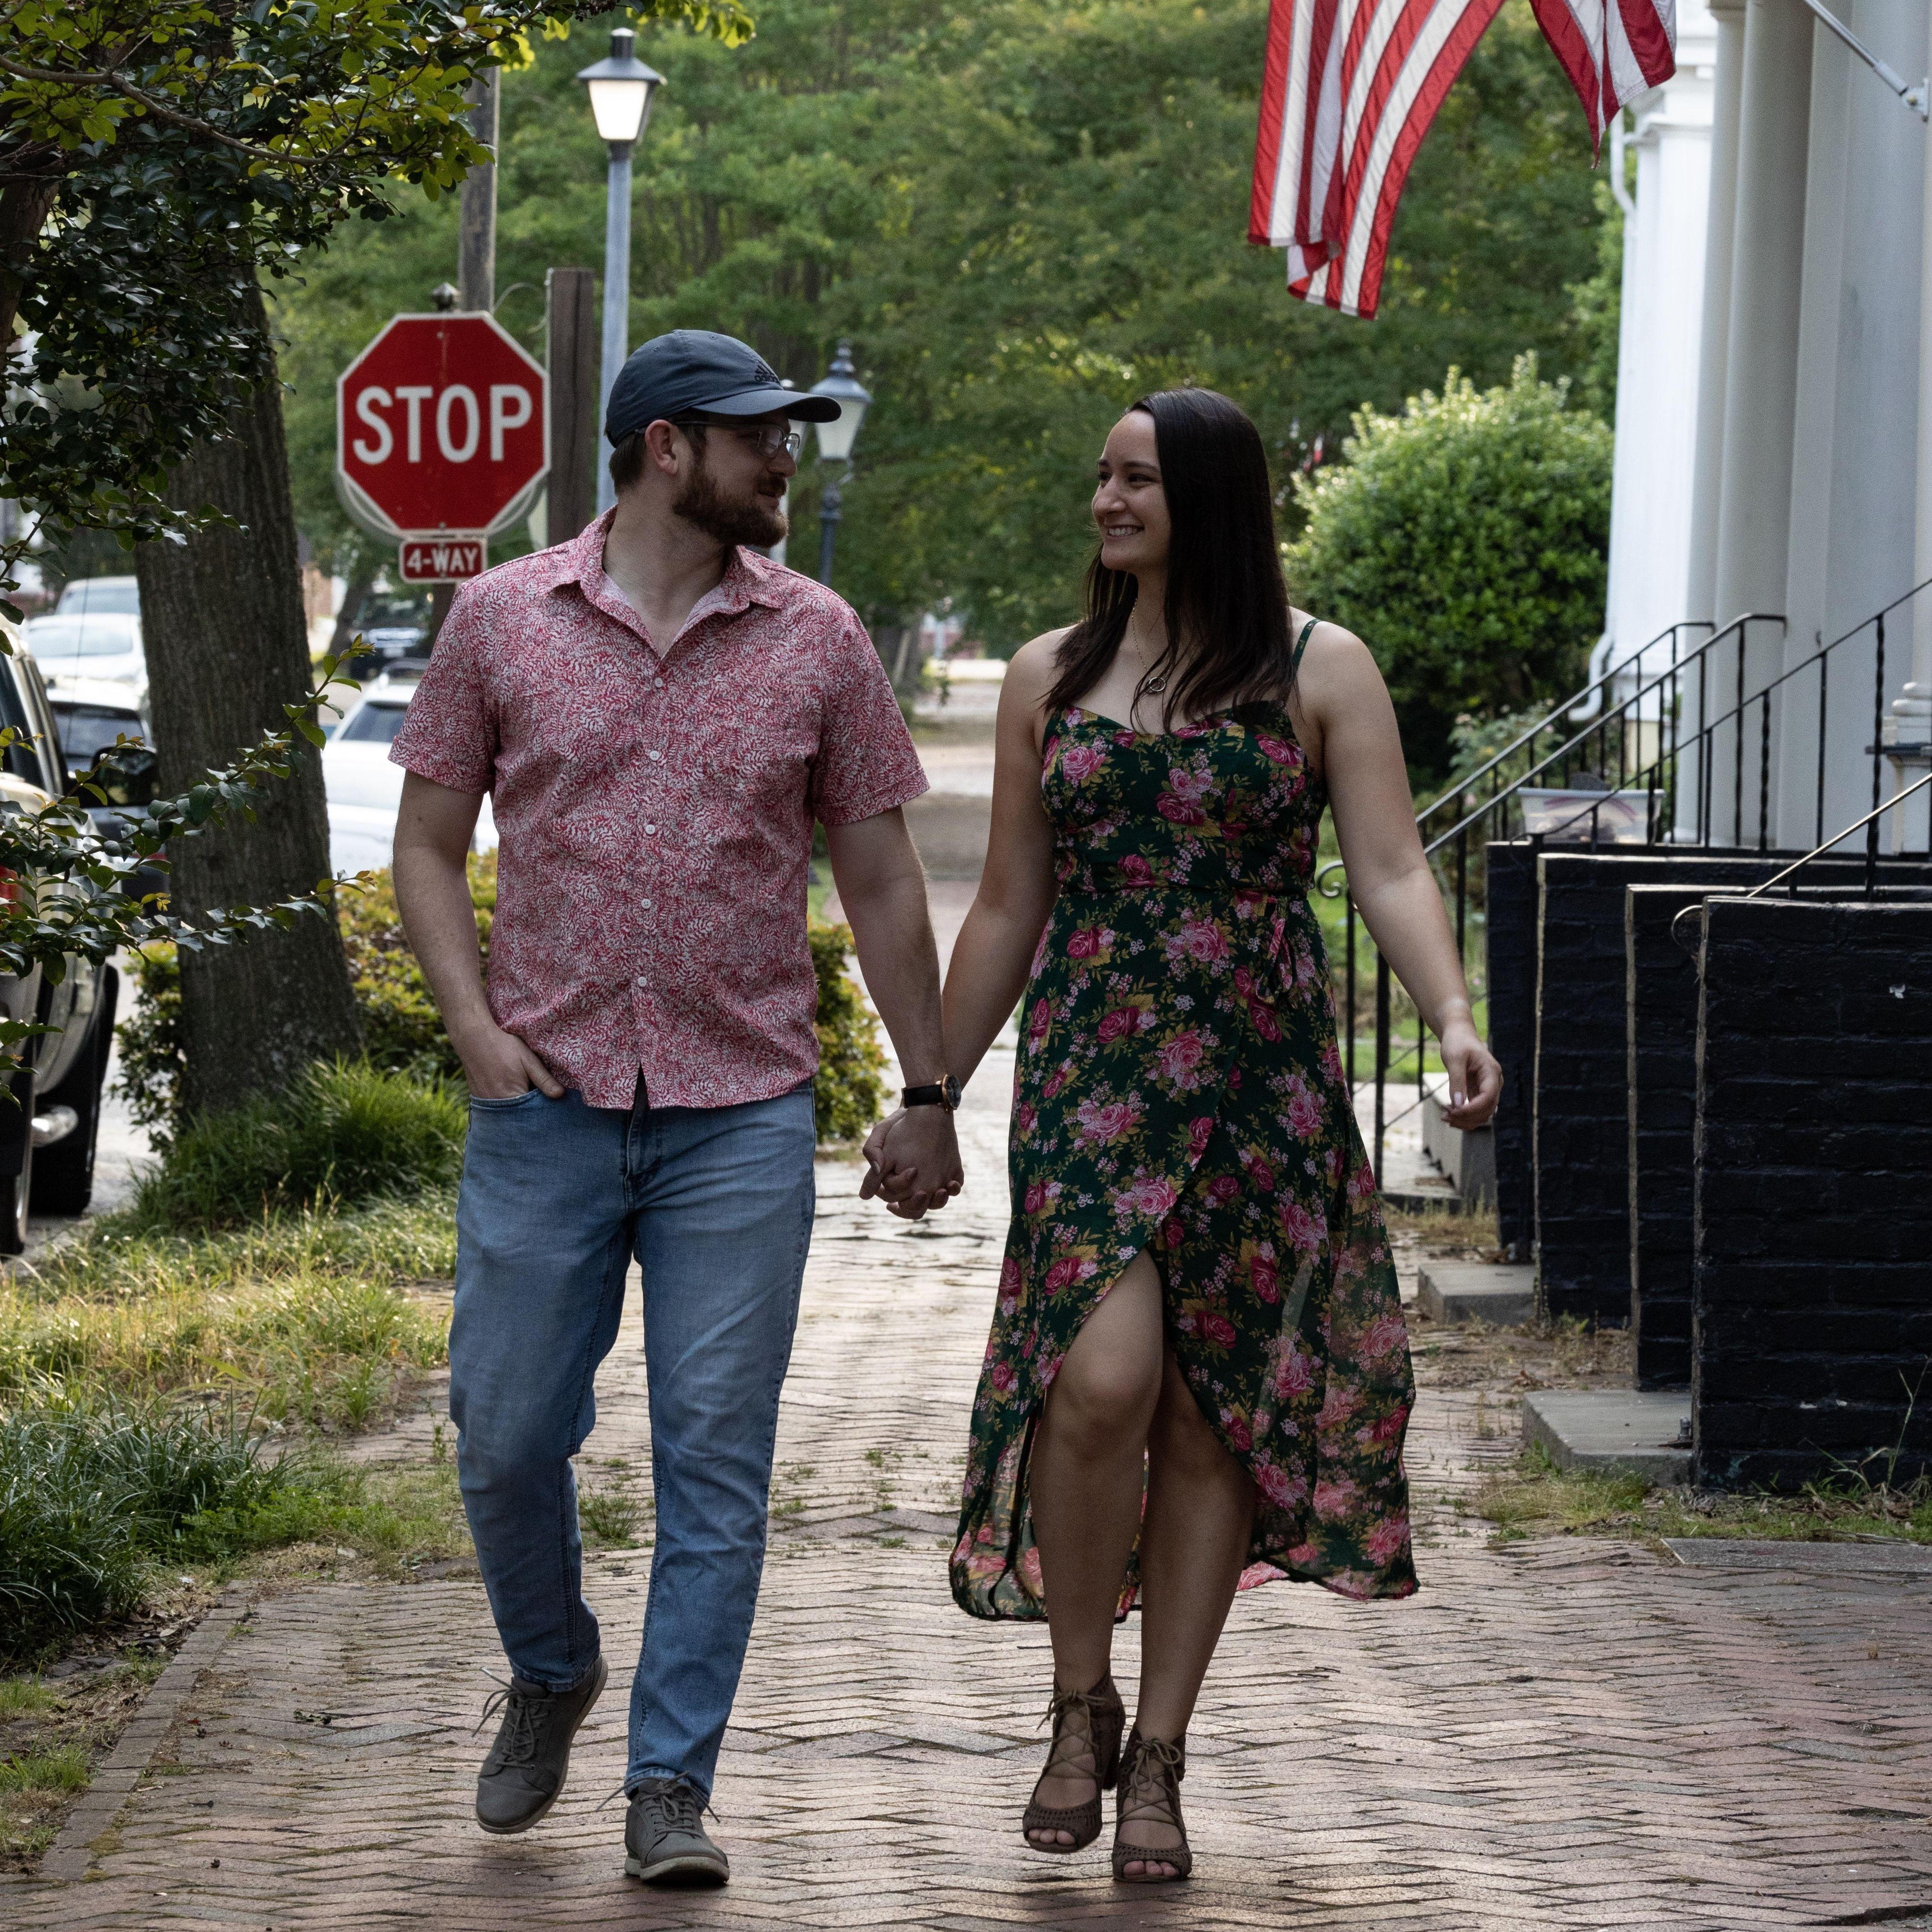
431 72 499 649
545 268 599 546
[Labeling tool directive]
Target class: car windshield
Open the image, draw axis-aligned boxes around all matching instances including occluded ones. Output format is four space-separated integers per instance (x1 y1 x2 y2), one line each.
336 702 409 745
54 703 146 765
55 579 140 616
27 617 140 657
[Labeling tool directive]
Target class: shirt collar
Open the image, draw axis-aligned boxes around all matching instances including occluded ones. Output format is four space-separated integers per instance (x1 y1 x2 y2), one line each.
546 510 789 615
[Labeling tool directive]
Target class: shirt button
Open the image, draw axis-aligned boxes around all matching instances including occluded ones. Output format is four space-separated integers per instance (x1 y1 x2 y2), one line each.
643 823 657 834
647 750 661 763
634 975 648 987
641 899 653 910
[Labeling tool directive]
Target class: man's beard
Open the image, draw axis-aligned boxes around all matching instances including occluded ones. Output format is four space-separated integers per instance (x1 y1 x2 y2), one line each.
673 452 787 549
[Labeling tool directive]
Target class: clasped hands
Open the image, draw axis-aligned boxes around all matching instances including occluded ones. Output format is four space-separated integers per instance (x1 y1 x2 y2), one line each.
860 1104 964 1220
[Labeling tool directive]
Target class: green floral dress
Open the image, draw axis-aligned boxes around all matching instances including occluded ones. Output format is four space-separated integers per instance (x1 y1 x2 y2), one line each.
951 667 1419 1618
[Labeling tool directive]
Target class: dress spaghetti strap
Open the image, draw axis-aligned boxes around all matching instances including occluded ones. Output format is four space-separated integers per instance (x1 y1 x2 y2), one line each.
1289 616 1317 679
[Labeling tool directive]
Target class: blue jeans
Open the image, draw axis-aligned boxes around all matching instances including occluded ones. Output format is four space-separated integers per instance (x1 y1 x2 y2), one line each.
448 1079 816 1798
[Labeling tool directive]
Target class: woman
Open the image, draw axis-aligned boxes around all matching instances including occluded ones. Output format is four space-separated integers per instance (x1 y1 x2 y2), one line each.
925 388 1501 1882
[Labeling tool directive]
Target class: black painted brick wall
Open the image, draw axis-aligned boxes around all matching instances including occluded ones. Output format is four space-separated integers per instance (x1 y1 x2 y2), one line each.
1486 842 1539 1256
1626 885 1709 1388
1627 860 1932 1384
1535 852 1803 1325
1693 896 1932 1490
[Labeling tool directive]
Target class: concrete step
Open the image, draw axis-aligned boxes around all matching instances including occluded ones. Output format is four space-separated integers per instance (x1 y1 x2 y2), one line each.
1417 1262 1536 1325
1522 1389 1691 1483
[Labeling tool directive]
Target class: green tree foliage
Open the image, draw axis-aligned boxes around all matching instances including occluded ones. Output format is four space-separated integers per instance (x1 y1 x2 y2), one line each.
1285 356 1612 783
279 0 1608 645
0 0 752 612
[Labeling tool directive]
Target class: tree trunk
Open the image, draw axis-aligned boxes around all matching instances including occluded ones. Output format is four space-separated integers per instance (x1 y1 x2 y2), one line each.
135 284 363 1116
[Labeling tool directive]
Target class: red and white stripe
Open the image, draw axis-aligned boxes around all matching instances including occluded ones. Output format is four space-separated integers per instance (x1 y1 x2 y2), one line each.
1249 0 1675 321
1530 0 1678 153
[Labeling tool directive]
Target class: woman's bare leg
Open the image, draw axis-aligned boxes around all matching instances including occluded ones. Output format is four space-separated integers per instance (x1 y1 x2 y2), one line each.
1023 1252 1165 1845
1120 1350 1257 1877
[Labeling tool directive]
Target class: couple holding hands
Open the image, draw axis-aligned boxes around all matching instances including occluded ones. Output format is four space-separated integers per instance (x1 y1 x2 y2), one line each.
390 330 1500 1890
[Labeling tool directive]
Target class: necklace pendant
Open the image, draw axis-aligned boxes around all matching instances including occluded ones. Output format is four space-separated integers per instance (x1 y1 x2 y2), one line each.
1140 673 1167 696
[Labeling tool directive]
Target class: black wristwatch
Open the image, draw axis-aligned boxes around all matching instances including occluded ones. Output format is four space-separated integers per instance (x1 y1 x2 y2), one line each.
902 1075 962 1112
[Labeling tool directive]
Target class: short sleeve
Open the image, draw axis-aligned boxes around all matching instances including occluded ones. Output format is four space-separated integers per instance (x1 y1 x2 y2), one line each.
388 586 495 793
810 610 930 825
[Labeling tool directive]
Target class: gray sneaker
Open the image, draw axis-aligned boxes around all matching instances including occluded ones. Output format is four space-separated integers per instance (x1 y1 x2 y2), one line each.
625 1777 730 1886
473 1656 608 1834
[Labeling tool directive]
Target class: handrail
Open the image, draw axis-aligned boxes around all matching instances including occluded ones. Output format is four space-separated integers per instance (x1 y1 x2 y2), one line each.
1746 768 1932 898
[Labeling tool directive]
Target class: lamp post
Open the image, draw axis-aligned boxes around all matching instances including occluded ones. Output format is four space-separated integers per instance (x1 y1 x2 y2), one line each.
808 341 872 585
577 27 664 516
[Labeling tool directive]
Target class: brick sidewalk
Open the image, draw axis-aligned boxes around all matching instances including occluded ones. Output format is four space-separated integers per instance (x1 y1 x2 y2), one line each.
10 1053 1932 1928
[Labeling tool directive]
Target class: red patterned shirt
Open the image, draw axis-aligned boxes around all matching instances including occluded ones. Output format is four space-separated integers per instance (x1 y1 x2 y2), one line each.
389 512 928 1108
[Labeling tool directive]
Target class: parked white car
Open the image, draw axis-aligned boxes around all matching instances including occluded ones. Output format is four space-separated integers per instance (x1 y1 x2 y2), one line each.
54 575 140 617
323 670 496 876
24 611 147 705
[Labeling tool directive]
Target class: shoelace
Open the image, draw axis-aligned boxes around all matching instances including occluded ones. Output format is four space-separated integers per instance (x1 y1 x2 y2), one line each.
472 1671 550 1767
1118 1736 1186 1834
597 1776 721 1827
1038 1680 1108 1780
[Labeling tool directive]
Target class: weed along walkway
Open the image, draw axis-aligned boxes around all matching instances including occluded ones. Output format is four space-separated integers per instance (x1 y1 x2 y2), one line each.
9 1064 1932 1928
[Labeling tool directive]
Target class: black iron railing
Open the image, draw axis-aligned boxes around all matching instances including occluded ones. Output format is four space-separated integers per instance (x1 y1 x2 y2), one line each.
1325 579 1932 1181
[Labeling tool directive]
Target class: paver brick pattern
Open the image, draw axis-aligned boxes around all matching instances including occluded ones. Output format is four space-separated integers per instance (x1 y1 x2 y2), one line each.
12 1050 1932 1928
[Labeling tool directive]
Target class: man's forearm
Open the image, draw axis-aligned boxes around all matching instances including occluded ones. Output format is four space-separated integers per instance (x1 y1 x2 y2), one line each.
841 872 947 1087
392 842 496 1048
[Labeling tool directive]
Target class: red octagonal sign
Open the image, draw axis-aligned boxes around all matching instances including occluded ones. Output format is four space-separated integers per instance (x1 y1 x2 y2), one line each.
336 313 549 541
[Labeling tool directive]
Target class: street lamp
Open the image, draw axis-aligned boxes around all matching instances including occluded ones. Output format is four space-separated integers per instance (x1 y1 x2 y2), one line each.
578 27 664 516
808 341 872 585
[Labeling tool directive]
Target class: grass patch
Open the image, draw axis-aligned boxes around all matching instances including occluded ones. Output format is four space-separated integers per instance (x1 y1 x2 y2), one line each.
0 1191 453 1426
130 1061 466 1232
1385 1202 1503 1254
1471 1445 1932 1548
0 1744 88 1793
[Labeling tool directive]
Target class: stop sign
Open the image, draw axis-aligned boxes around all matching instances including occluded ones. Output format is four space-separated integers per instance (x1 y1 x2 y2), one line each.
336 313 549 540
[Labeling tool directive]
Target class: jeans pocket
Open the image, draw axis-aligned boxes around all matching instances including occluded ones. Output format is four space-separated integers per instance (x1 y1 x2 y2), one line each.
469 1087 545 1111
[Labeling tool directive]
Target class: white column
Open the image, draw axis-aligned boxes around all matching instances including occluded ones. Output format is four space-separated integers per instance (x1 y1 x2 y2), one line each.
1708 0 1815 844
1809 0 1928 852
1776 21 1851 844
1602 6 1716 701
1897 0 1932 849
1678 0 1745 840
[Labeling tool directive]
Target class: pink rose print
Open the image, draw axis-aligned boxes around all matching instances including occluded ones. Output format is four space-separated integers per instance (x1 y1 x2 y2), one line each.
1207 1174 1242 1206
1365 1515 1411 1564
1281 1201 1327 1254
1043 1256 1098 1295
1163 1216 1184 1250
1243 1151 1277 1194
1066 927 1104 960
1013 1100 1037 1133
1041 1069 1069 1099
989 1361 1017 1394
1200 1311 1237 1348
1121 1175 1179 1218
1027 999 1051 1051
1074 1095 1141 1145
1346 1162 1378 1201
1154 1030 1208 1088
1098 1005 1152 1044
1157 790 1206 825
1357 1313 1408 1364
1188 1116 1215 1158
1254 1461 1309 1511
1220 1410 1253 1452
1316 1382 1363 1430
1165 917 1230 965
1118 852 1154 886
1060 742 1106 784
1312 1475 1361 1522
1272 1337 1316 1397
1250 1252 1280 1302
1285 1079 1323 1141
1255 732 1296 765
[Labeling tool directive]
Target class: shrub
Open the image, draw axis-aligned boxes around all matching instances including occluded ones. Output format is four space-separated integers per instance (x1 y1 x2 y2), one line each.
810 920 887 1144
119 858 887 1147
128 1060 466 1232
0 1395 301 1655
1286 355 1612 783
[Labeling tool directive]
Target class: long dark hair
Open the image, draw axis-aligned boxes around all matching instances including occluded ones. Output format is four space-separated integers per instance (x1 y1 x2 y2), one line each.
1045 387 1294 728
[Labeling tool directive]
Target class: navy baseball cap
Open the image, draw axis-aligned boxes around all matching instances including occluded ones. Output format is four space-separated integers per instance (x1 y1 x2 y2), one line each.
604 330 838 446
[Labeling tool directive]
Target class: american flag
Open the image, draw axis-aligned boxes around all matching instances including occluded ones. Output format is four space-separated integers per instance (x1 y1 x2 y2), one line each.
1250 0 1677 320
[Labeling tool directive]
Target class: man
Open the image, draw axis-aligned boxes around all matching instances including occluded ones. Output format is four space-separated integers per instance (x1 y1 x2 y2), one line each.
390 330 963 1886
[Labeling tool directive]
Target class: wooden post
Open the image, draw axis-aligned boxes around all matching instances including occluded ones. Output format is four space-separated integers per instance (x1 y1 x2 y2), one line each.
545 267 600 546
458 73 498 315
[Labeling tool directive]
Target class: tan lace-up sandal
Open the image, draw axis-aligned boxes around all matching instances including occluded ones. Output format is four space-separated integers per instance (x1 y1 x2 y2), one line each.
1021 1673 1125 1853
1112 1730 1192 1882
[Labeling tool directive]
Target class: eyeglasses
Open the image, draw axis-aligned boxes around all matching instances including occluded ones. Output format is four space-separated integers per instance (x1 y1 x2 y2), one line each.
672 420 803 460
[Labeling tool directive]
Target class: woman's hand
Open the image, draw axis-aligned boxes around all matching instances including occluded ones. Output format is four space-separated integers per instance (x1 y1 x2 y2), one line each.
1438 1019 1502 1129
